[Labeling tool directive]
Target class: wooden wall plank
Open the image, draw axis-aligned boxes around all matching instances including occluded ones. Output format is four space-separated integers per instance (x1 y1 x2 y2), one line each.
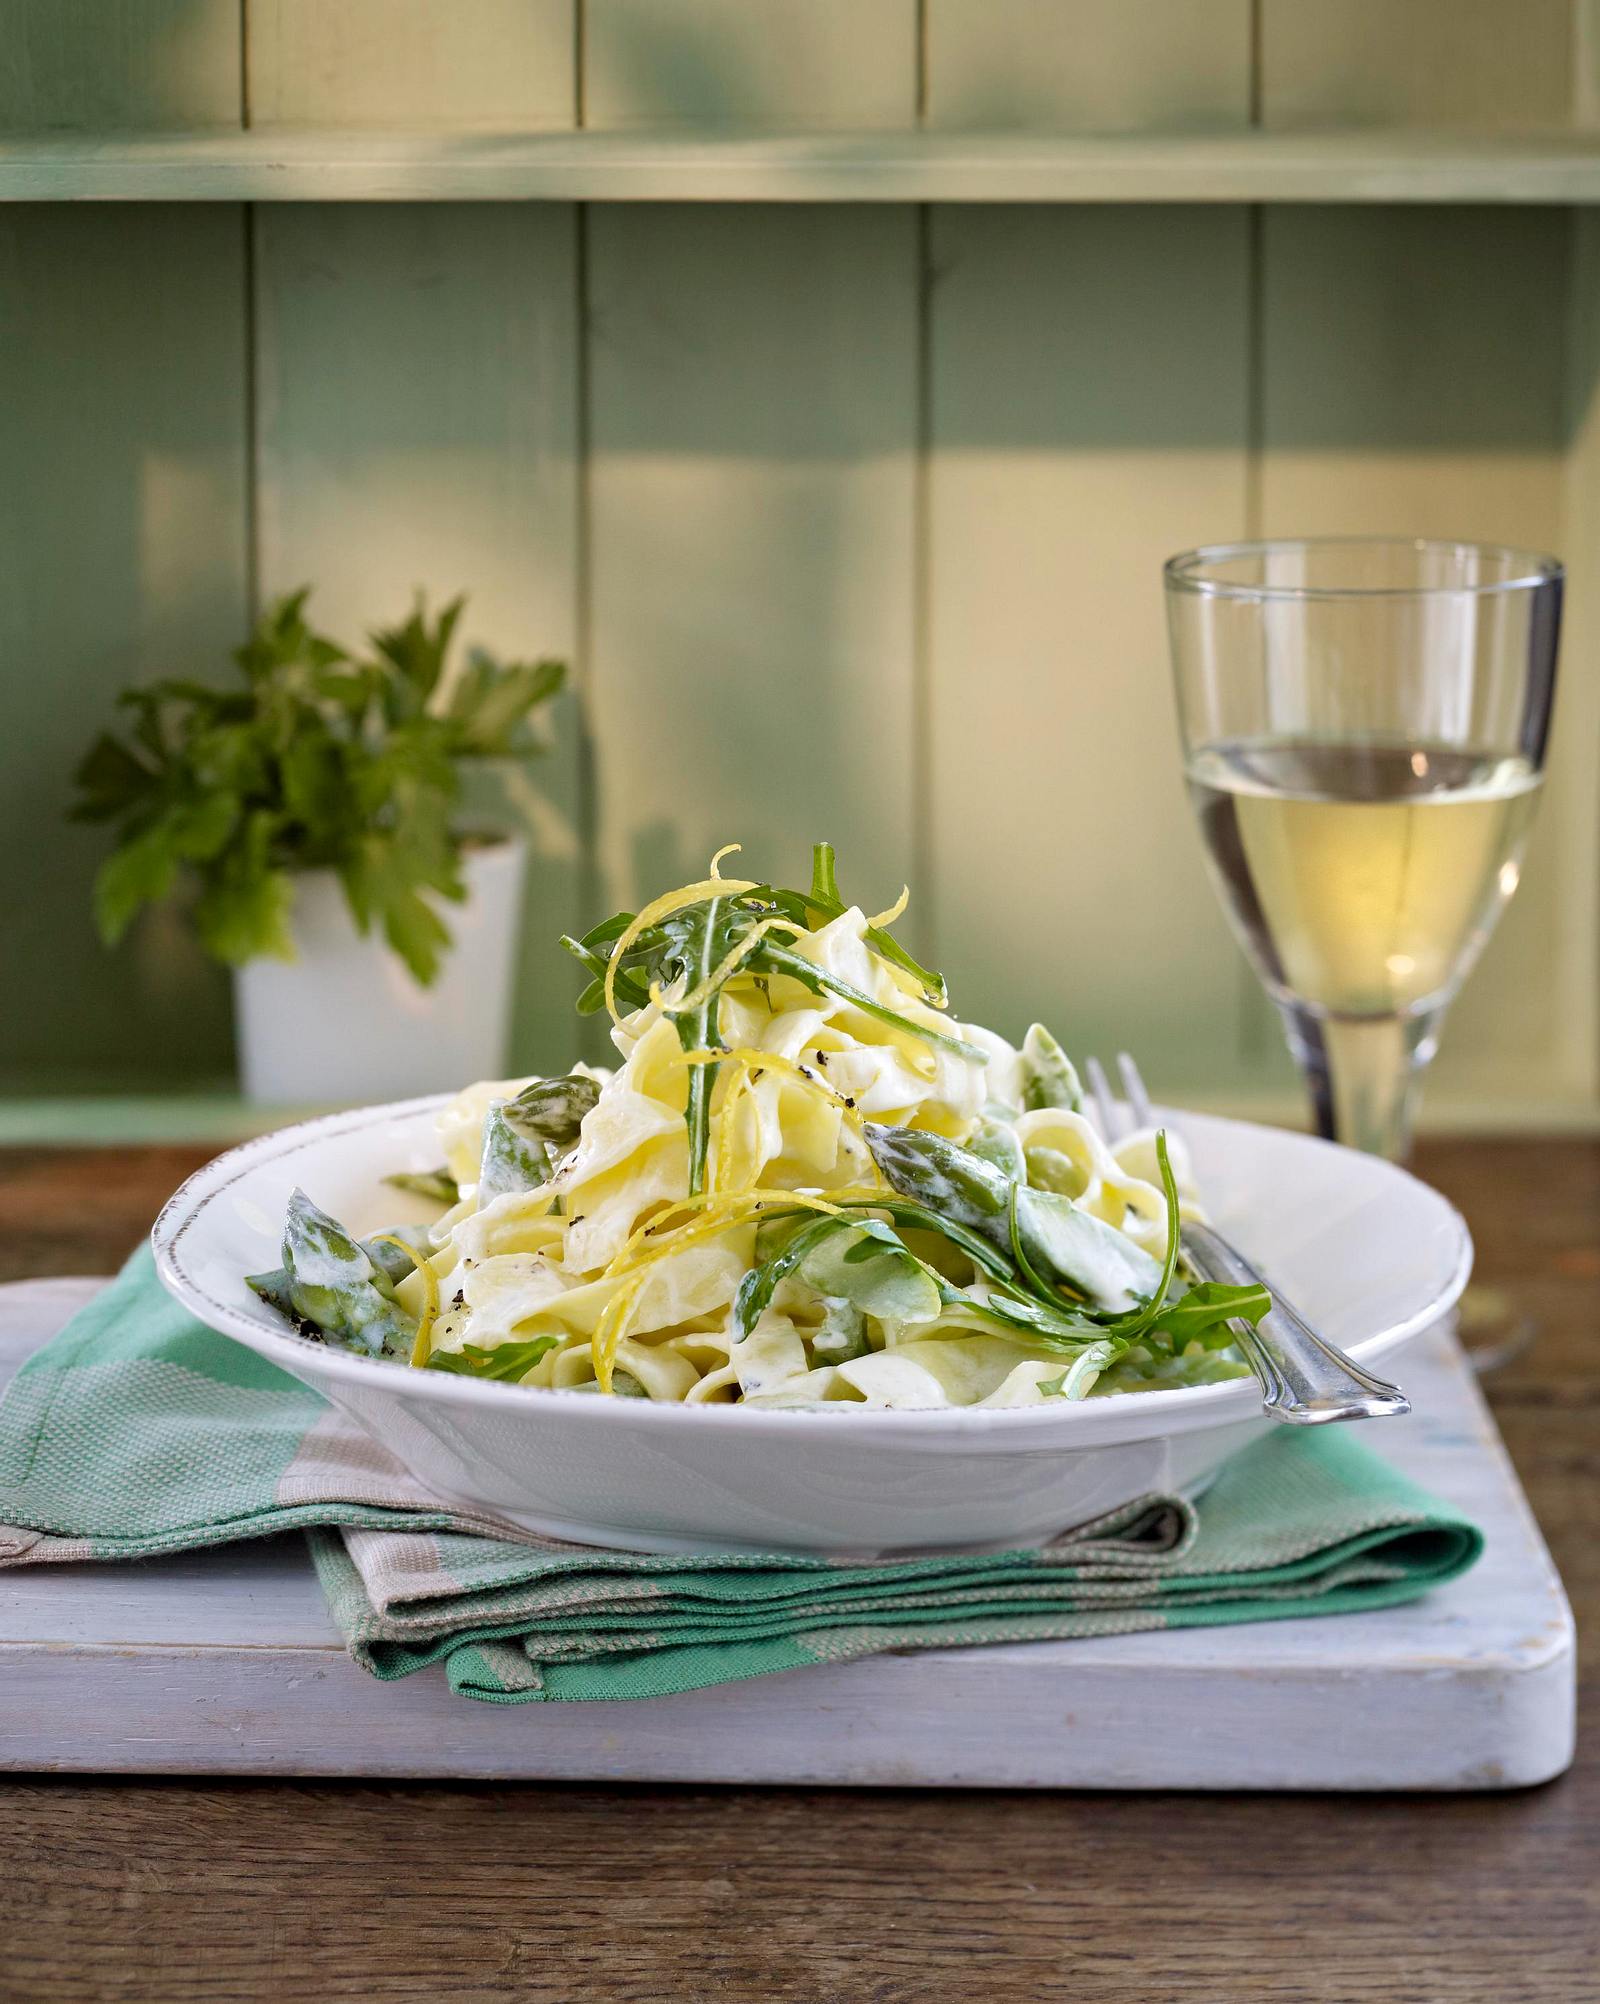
1261 0 1577 132
1257 206 1585 1108
247 1 575 129
1577 1 1600 127
924 207 1255 1083
585 0 915 129
925 1 1251 132
585 204 917 931
0 0 240 129
1555 209 1600 1108
253 205 583 1068
0 207 248 1093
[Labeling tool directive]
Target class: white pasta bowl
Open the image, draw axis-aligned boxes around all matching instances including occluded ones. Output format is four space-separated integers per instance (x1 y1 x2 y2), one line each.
153 1099 1471 1555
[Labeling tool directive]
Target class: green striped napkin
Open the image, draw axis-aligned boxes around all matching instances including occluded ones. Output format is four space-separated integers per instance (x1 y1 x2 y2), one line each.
0 1248 1482 1704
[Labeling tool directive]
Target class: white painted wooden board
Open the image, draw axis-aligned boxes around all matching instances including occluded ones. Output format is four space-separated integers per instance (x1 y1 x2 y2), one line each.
0 1281 1573 1789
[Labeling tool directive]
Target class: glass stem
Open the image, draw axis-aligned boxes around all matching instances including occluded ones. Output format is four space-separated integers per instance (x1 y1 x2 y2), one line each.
1277 1004 1444 1163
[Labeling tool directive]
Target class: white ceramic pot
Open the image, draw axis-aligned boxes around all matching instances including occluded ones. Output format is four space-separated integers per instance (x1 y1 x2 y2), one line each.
234 837 527 1105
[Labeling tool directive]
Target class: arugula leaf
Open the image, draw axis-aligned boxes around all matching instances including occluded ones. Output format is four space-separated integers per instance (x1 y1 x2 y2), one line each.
1141 1280 1271 1348
1037 1344 1117 1400
949 1284 1110 1351
830 1194 1018 1286
755 940 984 1063
798 1218 944 1327
566 852 979 1188
1103 1131 1181 1338
790 841 946 1007
560 922 652 1016
425 1335 562 1382
734 1213 941 1339
672 890 747 1197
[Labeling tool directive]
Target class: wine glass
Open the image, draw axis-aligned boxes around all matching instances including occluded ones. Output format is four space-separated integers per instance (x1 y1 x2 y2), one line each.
1163 537 1562 1165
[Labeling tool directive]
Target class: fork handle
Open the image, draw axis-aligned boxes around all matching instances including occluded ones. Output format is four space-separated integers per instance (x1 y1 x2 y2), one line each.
1180 1221 1411 1425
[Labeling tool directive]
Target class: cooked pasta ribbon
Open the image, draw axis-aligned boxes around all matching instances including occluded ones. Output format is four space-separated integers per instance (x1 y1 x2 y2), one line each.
264 845 1263 1407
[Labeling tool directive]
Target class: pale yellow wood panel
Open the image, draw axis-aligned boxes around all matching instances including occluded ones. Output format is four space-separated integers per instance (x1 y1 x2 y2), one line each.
1258 206 1586 1109
0 206 248 1093
0 0 240 129
926 1 1251 132
1577 1 1600 125
1261 0 1576 132
925 207 1255 1087
248 1 574 129
1553 208 1600 1107
253 206 583 1066
586 0 915 129
586 205 917 932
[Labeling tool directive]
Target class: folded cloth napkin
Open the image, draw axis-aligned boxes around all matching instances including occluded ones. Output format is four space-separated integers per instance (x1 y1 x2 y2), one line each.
0 1249 1482 1704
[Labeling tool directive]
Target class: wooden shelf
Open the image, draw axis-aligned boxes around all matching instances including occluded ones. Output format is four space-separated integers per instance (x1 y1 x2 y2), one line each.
3 1091 1596 1149
7 128 1600 203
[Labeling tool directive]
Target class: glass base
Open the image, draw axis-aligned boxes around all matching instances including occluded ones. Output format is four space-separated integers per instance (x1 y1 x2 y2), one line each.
1276 1001 1444 1162
1455 1283 1539 1377
1273 998 1535 1376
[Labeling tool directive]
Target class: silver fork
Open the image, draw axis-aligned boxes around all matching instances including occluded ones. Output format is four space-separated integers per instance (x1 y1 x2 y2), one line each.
1083 1053 1410 1425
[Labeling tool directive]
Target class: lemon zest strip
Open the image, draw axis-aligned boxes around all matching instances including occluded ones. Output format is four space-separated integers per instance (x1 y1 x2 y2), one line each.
603 871 761 1029
682 1045 883 1187
589 1185 871 1390
369 1235 440 1368
654 913 805 1020
865 885 910 928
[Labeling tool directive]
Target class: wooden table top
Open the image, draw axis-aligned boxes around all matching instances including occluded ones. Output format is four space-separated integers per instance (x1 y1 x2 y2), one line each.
1 1137 1594 2003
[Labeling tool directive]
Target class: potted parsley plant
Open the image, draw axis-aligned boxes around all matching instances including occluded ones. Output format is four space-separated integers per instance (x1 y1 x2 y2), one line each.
70 590 565 1104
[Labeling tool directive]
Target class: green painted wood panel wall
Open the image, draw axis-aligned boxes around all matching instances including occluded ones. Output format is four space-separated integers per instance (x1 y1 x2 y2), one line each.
1 0 1598 1126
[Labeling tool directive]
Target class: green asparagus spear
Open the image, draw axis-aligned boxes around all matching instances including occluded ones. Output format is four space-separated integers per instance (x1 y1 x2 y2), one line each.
1019 1024 1083 1113
275 1188 417 1360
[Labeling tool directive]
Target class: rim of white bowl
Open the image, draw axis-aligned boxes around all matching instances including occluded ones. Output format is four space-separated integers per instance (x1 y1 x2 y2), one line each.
152 1094 1473 1445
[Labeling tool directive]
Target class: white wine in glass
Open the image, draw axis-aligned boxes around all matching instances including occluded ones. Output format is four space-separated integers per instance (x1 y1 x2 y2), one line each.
1165 540 1561 1162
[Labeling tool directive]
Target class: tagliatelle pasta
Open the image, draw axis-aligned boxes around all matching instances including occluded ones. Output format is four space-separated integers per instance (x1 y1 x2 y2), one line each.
250 846 1268 1407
